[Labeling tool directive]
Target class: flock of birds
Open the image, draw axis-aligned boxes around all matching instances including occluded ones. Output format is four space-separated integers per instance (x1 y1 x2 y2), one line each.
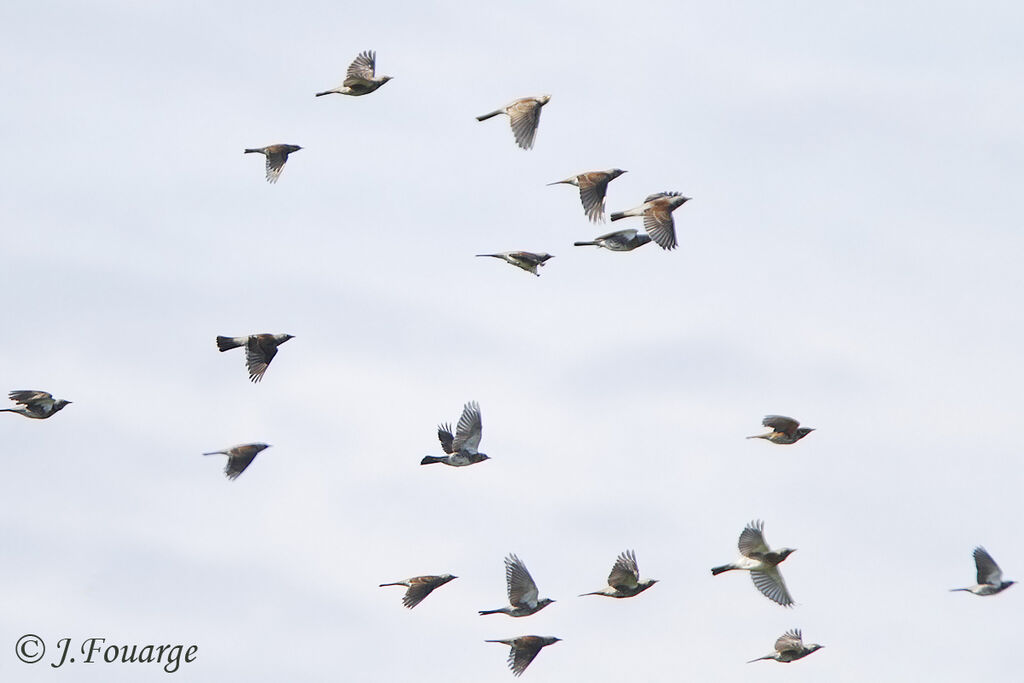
7 47 1015 678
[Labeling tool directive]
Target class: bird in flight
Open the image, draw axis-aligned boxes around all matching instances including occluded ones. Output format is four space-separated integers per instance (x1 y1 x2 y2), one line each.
573 228 651 252
316 50 392 97
1 390 71 419
476 95 551 150
216 334 294 383
951 547 1015 596
579 549 658 598
711 520 796 607
203 443 271 480
549 169 627 222
479 554 555 617
748 629 824 663
485 635 560 677
476 251 553 276
244 144 302 184
421 401 489 467
610 192 690 250
747 415 815 445
379 574 457 609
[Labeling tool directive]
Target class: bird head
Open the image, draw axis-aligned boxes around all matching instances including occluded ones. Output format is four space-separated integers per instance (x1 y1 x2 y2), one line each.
380 75 394 83
671 195 692 208
537 254 554 263
796 427 815 437
278 334 296 344
608 169 627 179
537 95 552 105
1002 580 1016 589
539 598 556 608
286 145 303 154
252 443 272 453
778 548 797 561
807 644 824 654
54 400 72 411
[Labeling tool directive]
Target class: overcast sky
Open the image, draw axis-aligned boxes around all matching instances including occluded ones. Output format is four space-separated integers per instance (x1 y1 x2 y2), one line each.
2 1 1022 681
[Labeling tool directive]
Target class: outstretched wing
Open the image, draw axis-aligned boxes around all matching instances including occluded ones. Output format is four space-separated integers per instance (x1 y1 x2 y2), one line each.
346 50 376 82
974 547 1004 585
608 550 640 590
738 520 770 558
508 98 544 150
506 554 540 607
751 567 794 607
763 415 800 436
452 401 482 453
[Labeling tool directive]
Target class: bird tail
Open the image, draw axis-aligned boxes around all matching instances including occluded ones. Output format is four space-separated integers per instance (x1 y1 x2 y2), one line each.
546 178 574 186
711 564 735 576
216 336 244 352
379 582 404 587
747 655 773 663
476 110 502 121
420 456 445 465
202 451 226 456
609 211 626 221
243 148 261 154
475 254 500 259
315 89 340 97
578 591 603 597
949 587 970 592
0 408 15 413
746 434 769 440
573 241 599 247
478 609 503 616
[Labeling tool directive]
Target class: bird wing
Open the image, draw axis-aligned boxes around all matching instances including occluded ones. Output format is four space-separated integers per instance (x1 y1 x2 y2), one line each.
437 423 455 454
345 50 376 83
402 577 442 609
508 98 543 150
751 567 794 606
246 336 278 382
974 547 1004 585
763 415 799 436
508 252 547 267
596 228 638 242
642 199 678 250
577 173 610 222
265 151 288 184
775 629 803 653
225 445 261 480
8 390 53 406
608 550 640 590
452 401 482 453
506 554 540 606
509 638 544 676
738 520 770 558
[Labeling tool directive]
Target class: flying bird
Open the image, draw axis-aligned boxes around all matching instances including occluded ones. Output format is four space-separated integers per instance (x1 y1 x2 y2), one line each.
748 629 824 663
203 443 270 480
951 547 1015 596
216 334 294 383
548 169 627 222
243 144 302 184
315 50 392 97
479 554 555 617
476 95 551 150
1 391 71 419
573 228 652 252
609 191 691 250
579 549 658 598
485 636 560 677
379 574 457 609
421 401 489 467
747 415 815 445
476 252 553 276
711 520 796 607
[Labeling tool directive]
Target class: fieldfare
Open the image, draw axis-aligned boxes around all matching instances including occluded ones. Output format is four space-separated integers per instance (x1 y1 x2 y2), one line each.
216 334 294 383
244 144 302 184
573 228 652 252
479 554 555 617
485 636 560 677
548 169 627 222
712 520 796 607
379 574 457 609
315 50 392 97
747 415 815 445
1 391 71 419
476 95 551 150
748 629 823 663
580 549 658 598
609 192 690 250
951 547 1015 596
203 443 270 480
420 401 489 467
476 252 553 277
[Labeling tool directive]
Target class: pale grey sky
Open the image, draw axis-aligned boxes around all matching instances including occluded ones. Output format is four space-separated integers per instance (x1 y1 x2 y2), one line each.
2 1 1022 681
